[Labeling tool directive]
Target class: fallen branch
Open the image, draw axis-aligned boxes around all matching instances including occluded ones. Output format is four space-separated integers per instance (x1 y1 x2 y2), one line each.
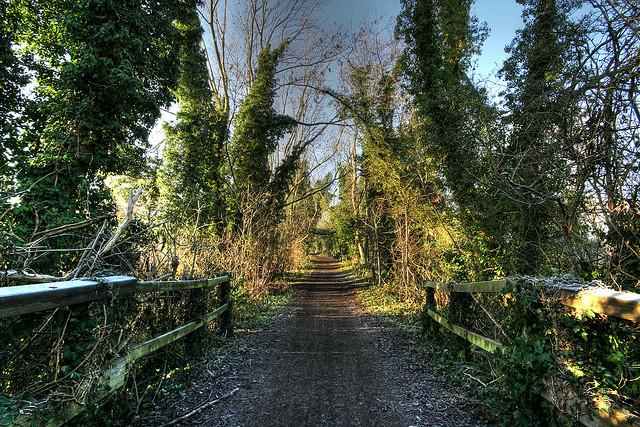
160 387 239 427
31 215 113 240
470 293 510 342
96 187 142 258
2 189 142 283
70 220 109 279
2 269 65 283
463 371 487 388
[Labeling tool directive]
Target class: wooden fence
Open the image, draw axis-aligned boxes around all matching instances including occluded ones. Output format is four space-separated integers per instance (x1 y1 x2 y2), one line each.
0 274 232 426
424 279 640 427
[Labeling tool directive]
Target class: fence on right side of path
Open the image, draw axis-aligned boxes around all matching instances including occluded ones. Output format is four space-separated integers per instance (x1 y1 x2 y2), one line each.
423 277 639 426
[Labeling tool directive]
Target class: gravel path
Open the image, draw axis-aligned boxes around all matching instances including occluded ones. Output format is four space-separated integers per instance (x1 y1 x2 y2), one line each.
134 256 486 426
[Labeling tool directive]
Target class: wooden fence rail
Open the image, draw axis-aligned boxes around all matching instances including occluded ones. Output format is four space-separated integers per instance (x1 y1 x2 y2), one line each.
1 274 232 426
425 308 502 353
0 275 231 319
425 279 640 322
424 278 640 427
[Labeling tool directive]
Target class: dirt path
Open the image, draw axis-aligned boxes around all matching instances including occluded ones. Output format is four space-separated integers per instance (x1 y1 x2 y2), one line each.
136 256 485 426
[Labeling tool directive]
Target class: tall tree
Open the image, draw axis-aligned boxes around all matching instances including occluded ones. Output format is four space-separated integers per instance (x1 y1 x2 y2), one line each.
230 43 295 194
6 0 193 273
397 0 486 213
159 6 227 231
397 0 499 278
500 0 574 273
228 39 324 231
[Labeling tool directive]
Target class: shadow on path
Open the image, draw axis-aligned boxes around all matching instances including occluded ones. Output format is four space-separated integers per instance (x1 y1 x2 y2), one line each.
135 256 485 426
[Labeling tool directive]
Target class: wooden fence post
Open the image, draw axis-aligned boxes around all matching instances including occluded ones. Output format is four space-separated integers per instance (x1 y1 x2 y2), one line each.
448 282 472 355
218 274 233 336
423 286 438 334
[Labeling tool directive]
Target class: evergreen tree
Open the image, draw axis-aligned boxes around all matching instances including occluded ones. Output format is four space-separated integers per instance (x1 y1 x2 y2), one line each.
229 43 295 196
159 6 227 231
500 0 574 273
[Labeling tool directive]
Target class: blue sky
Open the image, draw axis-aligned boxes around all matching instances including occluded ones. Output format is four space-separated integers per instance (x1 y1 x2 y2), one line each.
322 0 525 79
152 1 526 151
472 0 525 78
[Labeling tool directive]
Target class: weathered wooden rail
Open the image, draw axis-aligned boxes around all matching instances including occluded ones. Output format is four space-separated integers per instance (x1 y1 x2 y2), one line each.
424 278 640 427
0 274 232 426
425 279 640 322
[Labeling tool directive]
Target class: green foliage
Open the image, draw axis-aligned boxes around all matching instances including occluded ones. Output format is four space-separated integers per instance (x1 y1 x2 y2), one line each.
358 283 422 333
14 0 186 174
232 285 292 330
0 1 27 190
494 281 639 424
422 277 640 425
393 0 511 287
329 208 360 259
393 0 636 285
495 282 559 424
158 6 227 230
230 43 295 196
2 0 193 274
397 0 488 213
223 40 315 246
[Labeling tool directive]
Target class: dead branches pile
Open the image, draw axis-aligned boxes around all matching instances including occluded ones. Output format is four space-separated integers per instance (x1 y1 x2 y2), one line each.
2 188 144 285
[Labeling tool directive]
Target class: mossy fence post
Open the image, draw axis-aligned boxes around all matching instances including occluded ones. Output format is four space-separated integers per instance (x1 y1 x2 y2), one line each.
448 282 472 356
219 272 233 336
422 285 438 335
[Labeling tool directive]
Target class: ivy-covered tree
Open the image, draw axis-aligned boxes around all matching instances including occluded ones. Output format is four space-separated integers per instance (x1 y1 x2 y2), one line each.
158 6 227 231
5 0 194 273
0 2 27 265
499 0 575 274
397 0 487 213
355 67 400 281
0 2 26 194
229 43 295 197
396 0 502 278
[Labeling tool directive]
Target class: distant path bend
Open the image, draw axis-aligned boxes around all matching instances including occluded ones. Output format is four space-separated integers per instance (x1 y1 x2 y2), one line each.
137 255 485 426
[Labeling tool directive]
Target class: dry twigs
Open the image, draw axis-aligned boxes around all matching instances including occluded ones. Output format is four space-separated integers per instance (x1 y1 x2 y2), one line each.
160 387 239 426
1 187 143 283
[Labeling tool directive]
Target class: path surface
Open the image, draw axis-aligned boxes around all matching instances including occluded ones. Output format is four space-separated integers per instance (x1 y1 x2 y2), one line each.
136 256 485 426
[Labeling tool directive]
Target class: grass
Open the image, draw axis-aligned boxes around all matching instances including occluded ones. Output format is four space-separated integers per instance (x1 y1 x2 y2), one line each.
233 289 292 330
357 283 422 334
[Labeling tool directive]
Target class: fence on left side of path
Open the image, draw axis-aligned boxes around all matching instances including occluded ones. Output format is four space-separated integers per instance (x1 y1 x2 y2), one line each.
0 273 233 426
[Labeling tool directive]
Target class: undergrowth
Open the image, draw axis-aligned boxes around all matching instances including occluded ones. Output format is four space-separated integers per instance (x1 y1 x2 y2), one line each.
233 286 292 330
136 284 291 424
358 283 422 334
358 275 639 426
